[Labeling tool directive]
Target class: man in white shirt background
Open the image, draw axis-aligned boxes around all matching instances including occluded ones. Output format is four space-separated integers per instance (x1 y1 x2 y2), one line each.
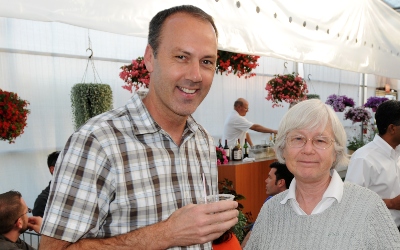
223 98 277 148
346 100 400 229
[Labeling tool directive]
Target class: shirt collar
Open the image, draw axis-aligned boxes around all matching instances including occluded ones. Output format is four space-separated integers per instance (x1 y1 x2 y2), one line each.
127 92 199 136
373 134 399 159
280 169 344 204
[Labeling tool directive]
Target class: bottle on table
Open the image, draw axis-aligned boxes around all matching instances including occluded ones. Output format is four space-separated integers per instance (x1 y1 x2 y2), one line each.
232 139 242 161
218 139 223 149
223 139 230 161
243 139 249 158
269 133 275 147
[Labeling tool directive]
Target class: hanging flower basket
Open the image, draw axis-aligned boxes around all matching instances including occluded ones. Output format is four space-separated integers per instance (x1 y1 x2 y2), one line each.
265 72 308 108
364 96 388 112
215 50 260 79
325 94 355 112
344 106 372 124
0 89 30 143
71 83 113 130
120 57 150 93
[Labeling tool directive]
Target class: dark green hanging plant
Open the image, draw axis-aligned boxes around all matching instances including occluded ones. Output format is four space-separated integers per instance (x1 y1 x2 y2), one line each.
70 83 113 130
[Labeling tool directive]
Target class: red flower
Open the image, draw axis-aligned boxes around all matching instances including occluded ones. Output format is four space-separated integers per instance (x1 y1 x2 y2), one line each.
0 89 30 143
120 57 150 93
216 50 260 79
265 73 308 108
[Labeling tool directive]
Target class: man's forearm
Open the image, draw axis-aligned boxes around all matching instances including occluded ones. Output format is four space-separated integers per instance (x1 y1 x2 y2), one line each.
40 220 171 250
250 124 277 134
383 196 400 210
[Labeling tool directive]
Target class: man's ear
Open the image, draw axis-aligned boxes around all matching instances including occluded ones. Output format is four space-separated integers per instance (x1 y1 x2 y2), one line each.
144 44 155 73
15 217 22 229
277 179 286 188
49 166 55 175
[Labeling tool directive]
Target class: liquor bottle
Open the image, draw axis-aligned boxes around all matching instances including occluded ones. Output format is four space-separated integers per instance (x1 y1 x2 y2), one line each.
223 139 230 161
218 139 223 149
243 139 249 158
269 133 275 147
232 139 242 161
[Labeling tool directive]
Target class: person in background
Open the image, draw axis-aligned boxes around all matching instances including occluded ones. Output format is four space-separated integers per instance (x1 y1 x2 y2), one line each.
346 100 400 229
0 191 42 250
245 99 400 249
32 151 60 217
240 161 293 248
223 98 277 148
40 5 238 250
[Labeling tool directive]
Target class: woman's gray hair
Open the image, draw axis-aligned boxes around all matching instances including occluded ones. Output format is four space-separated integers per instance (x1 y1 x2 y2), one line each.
274 99 349 169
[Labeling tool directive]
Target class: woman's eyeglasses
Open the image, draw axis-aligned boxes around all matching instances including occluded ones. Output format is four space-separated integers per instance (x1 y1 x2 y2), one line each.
286 135 335 150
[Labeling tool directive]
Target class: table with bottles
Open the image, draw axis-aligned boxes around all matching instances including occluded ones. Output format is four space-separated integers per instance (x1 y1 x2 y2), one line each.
217 155 277 220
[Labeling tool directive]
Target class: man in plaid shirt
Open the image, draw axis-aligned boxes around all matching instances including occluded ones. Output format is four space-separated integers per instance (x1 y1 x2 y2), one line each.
40 5 238 250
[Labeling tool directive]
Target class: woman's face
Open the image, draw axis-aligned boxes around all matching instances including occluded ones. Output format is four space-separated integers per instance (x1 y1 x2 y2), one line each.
282 123 336 184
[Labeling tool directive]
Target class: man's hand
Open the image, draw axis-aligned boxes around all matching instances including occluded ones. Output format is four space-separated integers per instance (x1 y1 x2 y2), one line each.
28 216 43 234
163 200 239 248
383 194 400 210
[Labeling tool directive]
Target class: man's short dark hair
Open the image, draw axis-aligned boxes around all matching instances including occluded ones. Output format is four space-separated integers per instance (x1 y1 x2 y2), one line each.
0 191 23 234
270 162 294 189
148 5 218 57
234 100 244 108
375 100 400 135
47 151 60 168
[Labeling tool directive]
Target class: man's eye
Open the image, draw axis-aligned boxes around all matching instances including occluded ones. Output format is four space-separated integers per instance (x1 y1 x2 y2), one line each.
292 136 304 141
176 56 186 60
202 60 214 65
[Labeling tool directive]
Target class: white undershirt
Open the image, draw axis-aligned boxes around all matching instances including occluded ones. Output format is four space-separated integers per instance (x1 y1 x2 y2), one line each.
280 169 343 215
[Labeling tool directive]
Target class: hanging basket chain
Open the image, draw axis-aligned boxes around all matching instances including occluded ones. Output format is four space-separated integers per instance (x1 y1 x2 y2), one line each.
80 32 102 84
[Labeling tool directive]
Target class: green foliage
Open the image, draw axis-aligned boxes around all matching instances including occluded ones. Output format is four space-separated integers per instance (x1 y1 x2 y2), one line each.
306 94 320 100
218 178 249 243
232 210 247 243
71 83 113 130
347 136 367 151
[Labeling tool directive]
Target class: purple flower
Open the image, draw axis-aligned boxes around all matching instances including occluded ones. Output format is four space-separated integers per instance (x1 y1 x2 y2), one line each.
344 106 372 124
326 94 355 112
364 96 388 110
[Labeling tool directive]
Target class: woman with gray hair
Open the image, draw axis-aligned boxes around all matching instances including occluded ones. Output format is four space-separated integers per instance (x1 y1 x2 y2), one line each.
245 99 400 250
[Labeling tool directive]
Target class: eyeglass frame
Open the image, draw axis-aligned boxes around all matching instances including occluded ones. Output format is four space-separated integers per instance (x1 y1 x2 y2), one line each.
14 207 32 224
285 135 336 150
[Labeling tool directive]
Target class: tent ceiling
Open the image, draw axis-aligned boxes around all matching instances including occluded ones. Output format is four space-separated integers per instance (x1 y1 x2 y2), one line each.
0 0 400 80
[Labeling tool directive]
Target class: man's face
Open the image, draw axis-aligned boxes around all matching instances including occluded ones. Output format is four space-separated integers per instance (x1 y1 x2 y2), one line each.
144 12 217 118
238 102 249 116
265 168 281 196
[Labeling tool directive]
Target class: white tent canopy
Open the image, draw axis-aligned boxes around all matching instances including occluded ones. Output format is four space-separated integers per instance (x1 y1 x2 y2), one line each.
1 0 400 79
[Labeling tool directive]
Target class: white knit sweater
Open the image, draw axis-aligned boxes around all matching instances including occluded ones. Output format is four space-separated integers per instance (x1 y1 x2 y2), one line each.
245 182 400 250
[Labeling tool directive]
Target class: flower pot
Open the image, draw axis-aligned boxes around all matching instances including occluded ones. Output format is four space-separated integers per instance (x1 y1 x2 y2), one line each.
371 107 377 112
347 149 355 155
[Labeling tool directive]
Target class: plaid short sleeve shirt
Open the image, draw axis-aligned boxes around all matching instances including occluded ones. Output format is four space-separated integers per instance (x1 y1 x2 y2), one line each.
41 93 218 250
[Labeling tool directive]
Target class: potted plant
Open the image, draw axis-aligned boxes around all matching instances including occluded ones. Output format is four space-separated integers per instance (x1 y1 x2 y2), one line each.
0 89 30 143
216 50 260 79
218 178 248 243
364 96 388 112
347 136 367 154
325 94 355 112
70 83 113 130
306 94 320 100
216 146 229 165
120 56 150 93
344 106 372 124
265 72 308 107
